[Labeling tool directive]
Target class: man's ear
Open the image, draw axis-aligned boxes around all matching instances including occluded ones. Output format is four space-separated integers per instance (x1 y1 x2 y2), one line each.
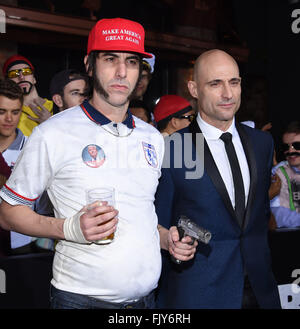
84 55 91 76
188 80 198 99
170 117 180 130
52 94 63 108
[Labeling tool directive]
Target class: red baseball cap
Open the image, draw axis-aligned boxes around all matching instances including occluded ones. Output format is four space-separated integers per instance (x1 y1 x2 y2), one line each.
87 18 152 58
154 95 192 123
2 55 34 76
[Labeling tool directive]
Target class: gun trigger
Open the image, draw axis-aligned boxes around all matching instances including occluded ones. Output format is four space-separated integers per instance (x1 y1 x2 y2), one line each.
189 237 195 245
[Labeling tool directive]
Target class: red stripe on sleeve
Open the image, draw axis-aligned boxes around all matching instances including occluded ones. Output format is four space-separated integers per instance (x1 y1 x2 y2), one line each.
4 184 39 201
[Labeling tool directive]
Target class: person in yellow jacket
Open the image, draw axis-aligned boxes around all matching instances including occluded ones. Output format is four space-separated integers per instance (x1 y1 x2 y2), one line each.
2 55 53 136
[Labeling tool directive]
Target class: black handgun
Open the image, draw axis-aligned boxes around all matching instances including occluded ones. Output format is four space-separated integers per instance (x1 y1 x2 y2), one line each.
172 215 212 264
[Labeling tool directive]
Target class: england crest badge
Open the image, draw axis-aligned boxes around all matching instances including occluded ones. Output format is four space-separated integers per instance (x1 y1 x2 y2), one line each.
142 141 158 168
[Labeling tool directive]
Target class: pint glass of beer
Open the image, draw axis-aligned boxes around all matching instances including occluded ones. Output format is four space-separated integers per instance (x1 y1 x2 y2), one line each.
86 187 115 244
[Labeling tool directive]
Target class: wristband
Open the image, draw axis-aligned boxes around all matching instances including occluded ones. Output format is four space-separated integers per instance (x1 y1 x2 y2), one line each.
63 211 91 244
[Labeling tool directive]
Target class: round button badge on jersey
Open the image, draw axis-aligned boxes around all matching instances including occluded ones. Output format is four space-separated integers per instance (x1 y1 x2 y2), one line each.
82 144 105 168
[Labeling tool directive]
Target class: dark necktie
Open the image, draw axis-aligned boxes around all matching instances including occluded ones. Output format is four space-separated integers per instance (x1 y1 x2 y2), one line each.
220 132 245 227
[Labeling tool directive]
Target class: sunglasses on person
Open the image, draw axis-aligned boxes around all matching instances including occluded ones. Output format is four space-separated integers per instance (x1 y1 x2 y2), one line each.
176 114 195 123
7 67 33 79
281 142 300 152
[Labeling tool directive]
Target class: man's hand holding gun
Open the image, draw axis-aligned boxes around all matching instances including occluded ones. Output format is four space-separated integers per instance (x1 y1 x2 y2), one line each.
158 215 212 263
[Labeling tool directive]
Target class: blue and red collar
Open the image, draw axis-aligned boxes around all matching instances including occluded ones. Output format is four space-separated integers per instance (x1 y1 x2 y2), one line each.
80 99 135 128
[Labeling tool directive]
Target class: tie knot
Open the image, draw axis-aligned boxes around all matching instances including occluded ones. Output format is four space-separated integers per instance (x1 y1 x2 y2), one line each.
220 132 232 144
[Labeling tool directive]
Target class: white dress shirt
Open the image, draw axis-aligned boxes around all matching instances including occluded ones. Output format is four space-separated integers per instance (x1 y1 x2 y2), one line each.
197 114 250 209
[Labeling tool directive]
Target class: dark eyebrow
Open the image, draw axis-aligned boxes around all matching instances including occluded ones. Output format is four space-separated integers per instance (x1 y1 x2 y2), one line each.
229 77 241 83
101 52 118 58
207 77 241 84
0 108 21 111
207 79 222 84
126 54 140 60
101 52 140 60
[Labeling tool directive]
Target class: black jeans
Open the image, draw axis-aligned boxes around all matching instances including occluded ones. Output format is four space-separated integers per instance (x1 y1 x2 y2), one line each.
50 285 155 309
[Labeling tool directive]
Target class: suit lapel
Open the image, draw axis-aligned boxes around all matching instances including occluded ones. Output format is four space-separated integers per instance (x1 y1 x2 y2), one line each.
236 123 258 230
189 120 237 224
189 120 258 231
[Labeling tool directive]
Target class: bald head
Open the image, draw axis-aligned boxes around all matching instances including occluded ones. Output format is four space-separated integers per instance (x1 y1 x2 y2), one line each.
188 49 242 131
193 49 240 83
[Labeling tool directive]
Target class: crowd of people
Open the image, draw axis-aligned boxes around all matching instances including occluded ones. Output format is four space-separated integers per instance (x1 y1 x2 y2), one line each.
0 16 299 309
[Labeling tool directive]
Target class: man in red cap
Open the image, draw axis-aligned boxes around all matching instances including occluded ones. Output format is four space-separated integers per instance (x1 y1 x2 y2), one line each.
0 18 196 309
154 94 195 136
2 55 53 136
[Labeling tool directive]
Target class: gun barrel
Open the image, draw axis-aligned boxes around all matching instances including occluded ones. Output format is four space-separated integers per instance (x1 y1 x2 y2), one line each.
198 230 212 244
179 216 212 244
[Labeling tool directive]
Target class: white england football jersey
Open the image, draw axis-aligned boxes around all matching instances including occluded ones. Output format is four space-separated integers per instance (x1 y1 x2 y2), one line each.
0 100 164 302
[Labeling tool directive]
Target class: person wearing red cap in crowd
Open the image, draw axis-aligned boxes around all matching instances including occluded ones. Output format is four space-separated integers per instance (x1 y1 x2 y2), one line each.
2 55 53 136
153 94 195 136
0 18 196 309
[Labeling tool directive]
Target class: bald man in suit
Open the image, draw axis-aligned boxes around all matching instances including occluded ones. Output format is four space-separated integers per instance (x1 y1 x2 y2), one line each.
155 50 281 309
